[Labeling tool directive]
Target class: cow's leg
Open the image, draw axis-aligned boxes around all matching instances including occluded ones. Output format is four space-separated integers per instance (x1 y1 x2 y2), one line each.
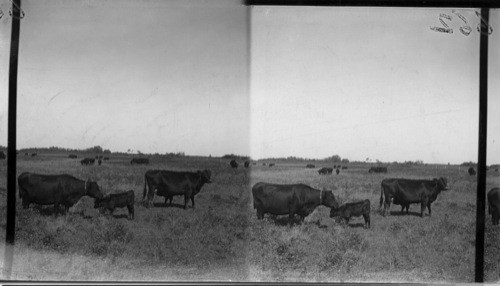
383 198 391 217
127 205 134 220
400 205 404 214
420 200 427 217
168 196 173 205
427 203 432 217
363 214 370 228
256 208 264 220
405 204 409 214
190 195 195 209
164 196 168 205
183 194 189 209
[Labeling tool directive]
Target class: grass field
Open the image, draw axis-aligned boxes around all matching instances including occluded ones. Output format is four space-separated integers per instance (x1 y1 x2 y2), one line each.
0 155 499 282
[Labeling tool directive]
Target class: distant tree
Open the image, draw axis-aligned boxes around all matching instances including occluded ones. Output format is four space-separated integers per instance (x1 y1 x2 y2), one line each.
103 149 111 154
341 158 349 163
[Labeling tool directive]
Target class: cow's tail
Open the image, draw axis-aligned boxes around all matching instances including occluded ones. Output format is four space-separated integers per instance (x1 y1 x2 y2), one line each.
379 183 384 209
143 174 148 202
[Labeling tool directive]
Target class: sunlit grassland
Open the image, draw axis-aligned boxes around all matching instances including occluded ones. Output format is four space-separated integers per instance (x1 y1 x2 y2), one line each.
0 154 250 281
247 163 492 282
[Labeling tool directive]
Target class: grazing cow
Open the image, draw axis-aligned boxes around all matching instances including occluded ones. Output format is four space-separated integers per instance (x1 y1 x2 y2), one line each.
103 157 110 161
81 158 95 165
306 164 315 168
488 188 500 225
318 167 333 175
369 166 388 173
143 169 212 209
98 159 102 166
244 161 250 168
330 199 371 228
252 182 339 225
341 166 348 170
269 163 275 167
380 177 448 217
468 167 476 176
18 172 103 214
230 160 238 169
0 151 5 159
131 158 149 165
95 190 135 220
336 168 340 175
31 153 37 157
24 152 29 156
68 154 78 159
333 165 337 169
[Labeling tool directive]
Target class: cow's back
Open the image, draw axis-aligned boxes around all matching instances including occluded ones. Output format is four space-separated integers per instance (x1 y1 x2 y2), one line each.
18 173 82 205
488 188 500 212
252 183 310 215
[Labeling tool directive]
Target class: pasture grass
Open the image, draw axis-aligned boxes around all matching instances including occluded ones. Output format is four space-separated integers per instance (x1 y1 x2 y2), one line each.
0 157 499 281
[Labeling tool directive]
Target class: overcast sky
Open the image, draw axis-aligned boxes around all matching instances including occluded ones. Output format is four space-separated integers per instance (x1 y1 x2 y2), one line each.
0 3 498 164
0 0 249 157
251 7 499 164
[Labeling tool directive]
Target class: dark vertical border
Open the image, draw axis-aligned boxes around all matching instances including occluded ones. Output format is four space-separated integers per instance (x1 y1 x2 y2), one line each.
475 7 488 283
3 0 21 280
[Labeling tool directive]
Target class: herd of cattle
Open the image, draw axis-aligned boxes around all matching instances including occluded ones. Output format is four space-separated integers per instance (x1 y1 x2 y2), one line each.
7 156 500 228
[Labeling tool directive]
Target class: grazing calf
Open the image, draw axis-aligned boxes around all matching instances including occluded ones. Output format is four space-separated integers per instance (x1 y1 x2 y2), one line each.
95 190 135 220
330 199 371 228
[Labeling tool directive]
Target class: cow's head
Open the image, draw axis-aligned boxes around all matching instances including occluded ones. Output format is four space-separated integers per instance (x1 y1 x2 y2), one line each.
321 190 339 209
86 181 104 199
199 169 212 183
435 177 448 191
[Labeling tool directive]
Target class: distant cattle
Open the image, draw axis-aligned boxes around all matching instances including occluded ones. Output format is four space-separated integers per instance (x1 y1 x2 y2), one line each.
380 177 448 217
95 190 135 220
18 172 103 214
330 199 371 229
98 155 103 159
336 168 340 175
81 158 95 165
230 160 238 169
103 157 110 161
68 154 78 159
306 164 315 168
262 163 266 166
337 165 341 169
333 165 337 169
252 182 339 225
244 161 250 168
488 188 500 225
318 167 333 175
143 169 212 209
369 166 387 173
98 159 102 166
31 153 37 157
468 167 476 176
24 152 29 156
269 163 275 167
341 166 348 170
0 151 5 159
131 158 149 165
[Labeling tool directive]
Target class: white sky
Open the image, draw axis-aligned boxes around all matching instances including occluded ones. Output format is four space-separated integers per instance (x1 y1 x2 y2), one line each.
0 3 498 164
0 0 249 157
251 7 499 164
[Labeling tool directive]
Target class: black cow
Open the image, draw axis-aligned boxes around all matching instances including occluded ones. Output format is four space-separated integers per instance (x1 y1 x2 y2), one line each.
468 167 476 176
252 182 339 225
380 177 448 217
103 157 110 161
0 151 5 159
68 154 78 159
18 172 103 214
95 190 135 220
336 168 340 175
369 166 388 173
333 165 337 169
269 163 275 167
318 167 333 175
81 158 95 165
143 169 212 209
131 158 149 165
341 166 348 170
306 164 315 168
98 159 102 166
24 152 29 156
488 188 500 225
330 199 371 229
31 153 37 157
244 161 250 168
230 160 238 169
